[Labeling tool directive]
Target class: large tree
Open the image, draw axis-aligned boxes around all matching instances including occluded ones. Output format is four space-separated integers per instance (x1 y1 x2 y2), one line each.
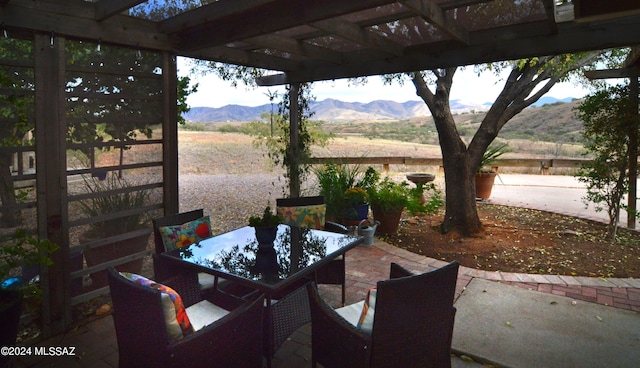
407 52 619 236
196 50 627 236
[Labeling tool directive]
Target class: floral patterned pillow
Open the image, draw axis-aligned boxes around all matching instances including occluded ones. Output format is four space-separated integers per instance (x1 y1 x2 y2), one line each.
158 216 212 251
277 204 326 230
120 272 194 341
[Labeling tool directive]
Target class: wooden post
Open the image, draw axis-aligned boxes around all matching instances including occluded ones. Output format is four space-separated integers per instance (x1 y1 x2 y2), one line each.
162 52 179 215
289 83 301 198
628 76 638 229
35 32 68 335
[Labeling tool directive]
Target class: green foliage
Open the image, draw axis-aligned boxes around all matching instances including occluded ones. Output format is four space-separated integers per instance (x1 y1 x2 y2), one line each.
575 83 637 238
479 142 510 173
313 164 379 220
365 172 443 216
77 175 152 238
367 176 412 212
248 206 282 227
216 124 240 133
177 76 197 126
180 122 207 131
406 182 444 216
0 228 59 298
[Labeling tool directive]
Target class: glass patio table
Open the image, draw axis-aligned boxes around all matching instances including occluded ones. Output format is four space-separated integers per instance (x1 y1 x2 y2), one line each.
160 224 363 364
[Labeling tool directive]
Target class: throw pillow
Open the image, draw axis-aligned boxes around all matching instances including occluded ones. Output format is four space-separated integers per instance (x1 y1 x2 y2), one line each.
277 204 326 230
158 216 212 251
120 272 194 341
357 287 377 334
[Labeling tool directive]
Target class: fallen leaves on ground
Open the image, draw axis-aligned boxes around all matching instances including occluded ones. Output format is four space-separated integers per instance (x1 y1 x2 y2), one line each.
383 203 640 279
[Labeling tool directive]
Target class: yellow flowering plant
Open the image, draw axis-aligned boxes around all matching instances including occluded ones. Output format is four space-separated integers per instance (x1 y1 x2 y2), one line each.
343 187 367 206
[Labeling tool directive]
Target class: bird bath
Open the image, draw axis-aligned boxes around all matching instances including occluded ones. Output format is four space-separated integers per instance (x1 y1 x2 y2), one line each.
406 173 436 204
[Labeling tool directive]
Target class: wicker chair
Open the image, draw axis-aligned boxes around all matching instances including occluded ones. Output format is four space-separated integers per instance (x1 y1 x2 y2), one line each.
152 209 255 298
276 196 349 305
306 261 460 368
107 267 264 368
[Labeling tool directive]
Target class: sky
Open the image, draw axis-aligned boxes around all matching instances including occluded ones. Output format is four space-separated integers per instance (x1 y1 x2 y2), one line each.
177 57 592 108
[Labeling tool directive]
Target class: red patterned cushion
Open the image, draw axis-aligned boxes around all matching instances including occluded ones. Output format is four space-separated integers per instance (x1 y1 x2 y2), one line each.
158 216 212 251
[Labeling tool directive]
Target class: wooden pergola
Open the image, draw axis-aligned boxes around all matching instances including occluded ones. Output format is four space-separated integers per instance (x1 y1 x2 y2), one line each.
2 0 640 335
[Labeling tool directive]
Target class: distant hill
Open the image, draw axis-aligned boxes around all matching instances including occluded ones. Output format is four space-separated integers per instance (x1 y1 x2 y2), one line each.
183 97 494 122
320 98 584 145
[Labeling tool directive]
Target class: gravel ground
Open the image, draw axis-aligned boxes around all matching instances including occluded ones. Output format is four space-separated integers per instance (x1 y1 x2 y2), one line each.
178 173 293 234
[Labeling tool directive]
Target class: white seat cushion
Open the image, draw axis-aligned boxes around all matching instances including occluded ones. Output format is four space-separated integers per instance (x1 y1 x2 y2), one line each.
197 272 216 290
336 300 365 327
185 300 229 331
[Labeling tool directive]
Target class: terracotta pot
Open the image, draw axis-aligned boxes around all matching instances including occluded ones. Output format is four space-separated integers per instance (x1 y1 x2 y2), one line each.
475 172 497 199
82 232 150 289
371 205 404 234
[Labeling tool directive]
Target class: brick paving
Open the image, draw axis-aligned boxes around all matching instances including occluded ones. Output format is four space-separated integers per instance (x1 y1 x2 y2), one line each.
13 238 640 368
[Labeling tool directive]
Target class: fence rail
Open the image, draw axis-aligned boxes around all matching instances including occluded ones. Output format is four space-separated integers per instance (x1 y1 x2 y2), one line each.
308 157 591 174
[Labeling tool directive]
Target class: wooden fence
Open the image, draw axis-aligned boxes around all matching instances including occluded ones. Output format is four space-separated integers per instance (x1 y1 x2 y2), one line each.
308 157 590 175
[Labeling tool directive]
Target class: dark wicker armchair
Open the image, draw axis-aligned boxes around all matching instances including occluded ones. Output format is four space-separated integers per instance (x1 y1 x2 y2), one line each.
276 196 349 305
107 267 264 368
306 261 460 368
152 209 255 298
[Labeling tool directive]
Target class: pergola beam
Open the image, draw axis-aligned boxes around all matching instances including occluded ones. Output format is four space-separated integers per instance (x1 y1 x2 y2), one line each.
310 17 405 56
94 0 146 21
2 0 170 51
173 0 397 51
242 34 344 64
401 0 469 44
258 16 640 85
584 67 640 79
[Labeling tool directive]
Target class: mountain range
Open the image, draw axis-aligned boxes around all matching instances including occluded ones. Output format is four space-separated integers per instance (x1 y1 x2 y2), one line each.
182 96 573 123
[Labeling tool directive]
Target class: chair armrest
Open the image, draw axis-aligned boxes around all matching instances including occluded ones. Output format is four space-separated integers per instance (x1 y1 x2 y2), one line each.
153 253 191 283
158 268 202 308
325 221 349 234
168 293 264 368
306 283 372 367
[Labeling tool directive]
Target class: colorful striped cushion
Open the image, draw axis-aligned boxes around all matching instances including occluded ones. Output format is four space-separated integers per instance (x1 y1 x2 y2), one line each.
357 287 377 334
120 272 194 341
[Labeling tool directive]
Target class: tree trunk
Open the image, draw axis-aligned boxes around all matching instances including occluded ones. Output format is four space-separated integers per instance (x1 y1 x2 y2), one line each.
440 149 482 235
411 69 482 235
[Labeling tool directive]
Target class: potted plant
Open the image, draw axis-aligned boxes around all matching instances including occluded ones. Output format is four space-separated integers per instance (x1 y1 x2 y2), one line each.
78 174 152 289
249 206 282 246
313 163 379 224
476 142 509 199
1 229 58 362
342 187 369 225
367 176 413 234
